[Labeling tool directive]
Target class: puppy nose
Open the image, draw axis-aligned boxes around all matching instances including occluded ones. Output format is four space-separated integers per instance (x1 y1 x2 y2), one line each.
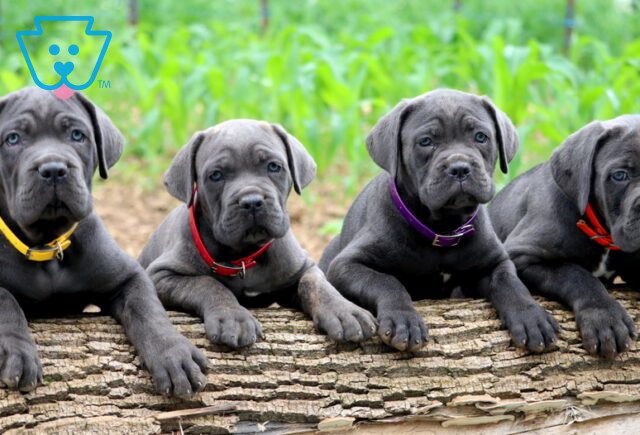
38 162 68 182
239 193 265 211
447 162 471 181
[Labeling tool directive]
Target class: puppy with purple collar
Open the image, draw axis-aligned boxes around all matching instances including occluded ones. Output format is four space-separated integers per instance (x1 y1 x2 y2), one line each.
320 90 559 352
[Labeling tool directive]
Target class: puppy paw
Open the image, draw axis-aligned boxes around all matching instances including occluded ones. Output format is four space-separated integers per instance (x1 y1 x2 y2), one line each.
143 334 209 399
0 332 42 392
576 300 637 358
502 302 559 353
312 301 377 343
204 307 263 348
377 308 428 351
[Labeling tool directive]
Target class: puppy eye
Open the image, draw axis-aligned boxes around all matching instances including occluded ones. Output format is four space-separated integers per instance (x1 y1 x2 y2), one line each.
210 170 224 182
267 162 282 173
70 129 85 142
418 136 433 147
611 170 630 182
474 132 488 143
5 132 21 146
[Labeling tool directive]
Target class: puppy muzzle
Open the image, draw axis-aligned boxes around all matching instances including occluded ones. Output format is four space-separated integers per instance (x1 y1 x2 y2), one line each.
424 153 494 211
217 187 288 246
13 151 91 227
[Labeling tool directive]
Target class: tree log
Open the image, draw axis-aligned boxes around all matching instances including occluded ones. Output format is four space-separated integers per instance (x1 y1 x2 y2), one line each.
1 290 640 434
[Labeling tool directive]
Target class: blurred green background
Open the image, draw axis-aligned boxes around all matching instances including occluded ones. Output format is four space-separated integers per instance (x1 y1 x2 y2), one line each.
0 0 639 191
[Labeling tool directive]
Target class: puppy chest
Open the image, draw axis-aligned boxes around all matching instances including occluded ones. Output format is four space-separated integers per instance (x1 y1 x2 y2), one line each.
5 262 84 301
224 269 297 298
591 251 616 281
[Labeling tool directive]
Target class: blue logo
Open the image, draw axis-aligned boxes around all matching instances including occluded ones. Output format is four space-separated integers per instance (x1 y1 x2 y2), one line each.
16 16 111 99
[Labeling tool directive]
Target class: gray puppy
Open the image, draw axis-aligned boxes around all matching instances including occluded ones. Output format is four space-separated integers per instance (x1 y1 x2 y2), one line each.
0 87 208 397
139 119 376 348
320 89 558 352
489 115 640 358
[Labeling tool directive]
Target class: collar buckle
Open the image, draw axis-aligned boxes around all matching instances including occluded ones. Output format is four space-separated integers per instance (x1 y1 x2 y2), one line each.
576 203 621 251
211 261 246 278
55 242 64 261
432 232 464 247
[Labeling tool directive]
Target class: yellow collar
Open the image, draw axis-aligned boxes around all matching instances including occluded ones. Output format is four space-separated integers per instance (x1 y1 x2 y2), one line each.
0 216 78 262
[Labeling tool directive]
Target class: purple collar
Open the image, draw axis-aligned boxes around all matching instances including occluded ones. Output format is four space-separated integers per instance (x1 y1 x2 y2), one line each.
389 177 477 247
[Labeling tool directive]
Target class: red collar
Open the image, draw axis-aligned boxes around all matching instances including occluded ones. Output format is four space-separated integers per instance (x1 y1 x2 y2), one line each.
576 203 621 251
188 187 274 278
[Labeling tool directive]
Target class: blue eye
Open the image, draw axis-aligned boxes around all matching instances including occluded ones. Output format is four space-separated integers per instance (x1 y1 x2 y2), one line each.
267 162 282 173
611 170 630 182
474 132 488 143
5 132 20 146
210 170 223 182
418 136 433 147
70 129 85 142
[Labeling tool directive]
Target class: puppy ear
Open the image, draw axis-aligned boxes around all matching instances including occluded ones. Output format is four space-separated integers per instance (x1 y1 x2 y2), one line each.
163 131 205 205
480 97 519 174
75 93 124 180
366 99 414 177
550 121 613 214
271 124 317 195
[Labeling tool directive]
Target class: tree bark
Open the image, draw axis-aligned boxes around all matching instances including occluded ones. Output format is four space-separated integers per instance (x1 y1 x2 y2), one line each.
1 289 640 434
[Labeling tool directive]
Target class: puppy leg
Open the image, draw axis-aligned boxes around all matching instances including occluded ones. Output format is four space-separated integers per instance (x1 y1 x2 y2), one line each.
473 260 559 353
296 266 377 343
108 270 209 399
0 287 42 392
519 261 636 358
327 249 428 351
149 260 263 348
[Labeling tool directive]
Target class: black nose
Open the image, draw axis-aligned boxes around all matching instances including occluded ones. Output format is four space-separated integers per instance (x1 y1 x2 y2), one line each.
38 162 68 183
239 193 265 211
447 162 471 181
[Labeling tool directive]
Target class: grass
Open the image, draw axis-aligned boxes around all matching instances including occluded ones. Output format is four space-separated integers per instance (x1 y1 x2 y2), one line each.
0 0 638 193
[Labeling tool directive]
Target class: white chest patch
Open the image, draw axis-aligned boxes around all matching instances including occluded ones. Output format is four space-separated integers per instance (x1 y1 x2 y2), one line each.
592 251 616 280
441 273 452 283
244 290 261 297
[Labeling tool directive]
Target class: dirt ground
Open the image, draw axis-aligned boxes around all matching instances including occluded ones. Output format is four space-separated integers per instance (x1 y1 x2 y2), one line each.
93 180 350 262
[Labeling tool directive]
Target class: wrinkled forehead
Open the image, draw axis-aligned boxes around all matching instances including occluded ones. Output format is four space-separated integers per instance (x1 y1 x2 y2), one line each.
402 92 492 134
197 120 287 164
0 89 87 127
595 119 640 168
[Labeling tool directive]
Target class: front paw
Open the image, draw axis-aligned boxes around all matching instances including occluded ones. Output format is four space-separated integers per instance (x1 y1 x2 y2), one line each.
204 306 263 348
312 300 377 343
0 332 42 392
143 334 209 399
377 307 428 351
501 301 559 353
576 299 637 358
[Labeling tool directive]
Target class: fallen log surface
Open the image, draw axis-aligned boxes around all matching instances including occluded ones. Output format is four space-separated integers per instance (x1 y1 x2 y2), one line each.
1 290 640 434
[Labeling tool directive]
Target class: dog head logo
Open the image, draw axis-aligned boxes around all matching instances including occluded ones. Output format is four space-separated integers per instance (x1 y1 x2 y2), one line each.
16 16 111 100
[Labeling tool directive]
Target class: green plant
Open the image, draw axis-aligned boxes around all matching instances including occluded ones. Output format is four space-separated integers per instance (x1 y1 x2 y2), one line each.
0 0 637 191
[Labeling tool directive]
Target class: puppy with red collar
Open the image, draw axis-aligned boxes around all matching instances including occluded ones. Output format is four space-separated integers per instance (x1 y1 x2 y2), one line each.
140 120 376 348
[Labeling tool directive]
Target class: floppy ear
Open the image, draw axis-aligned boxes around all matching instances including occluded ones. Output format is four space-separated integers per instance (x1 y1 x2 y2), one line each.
163 131 205 205
365 99 413 177
480 97 519 174
75 93 124 180
550 121 613 214
271 124 317 195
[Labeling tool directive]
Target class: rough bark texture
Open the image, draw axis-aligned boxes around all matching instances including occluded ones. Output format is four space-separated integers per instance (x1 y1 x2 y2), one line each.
1 289 640 434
